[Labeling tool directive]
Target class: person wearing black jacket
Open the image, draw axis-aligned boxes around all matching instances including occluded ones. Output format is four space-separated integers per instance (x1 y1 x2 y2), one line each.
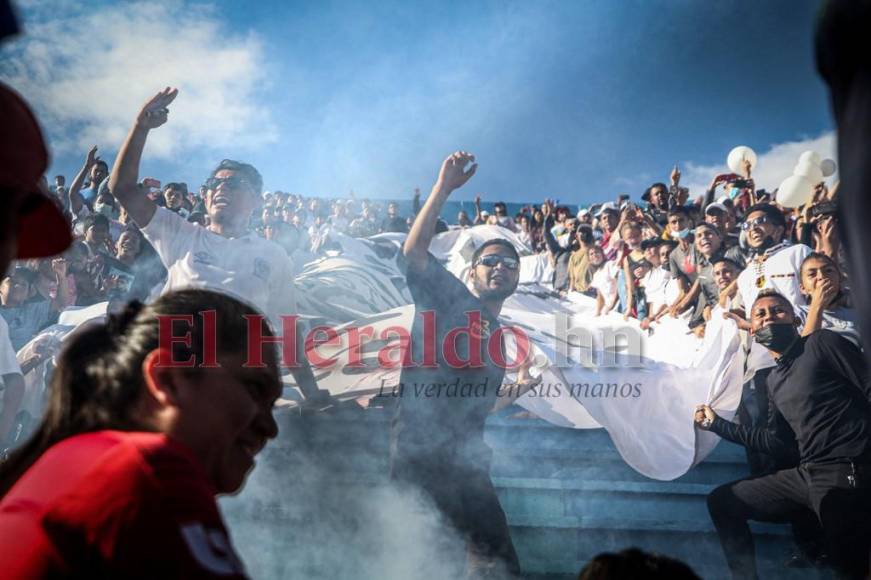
696 289 871 579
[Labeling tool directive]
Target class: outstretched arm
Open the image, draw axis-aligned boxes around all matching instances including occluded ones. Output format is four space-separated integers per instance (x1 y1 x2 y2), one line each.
404 151 477 272
109 87 178 228
473 195 484 225
68 146 100 215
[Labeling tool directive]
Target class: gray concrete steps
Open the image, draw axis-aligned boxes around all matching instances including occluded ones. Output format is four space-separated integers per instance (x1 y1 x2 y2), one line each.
224 409 830 579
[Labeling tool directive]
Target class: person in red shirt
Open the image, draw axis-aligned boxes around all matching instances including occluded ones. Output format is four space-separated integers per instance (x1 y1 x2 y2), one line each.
0 288 281 578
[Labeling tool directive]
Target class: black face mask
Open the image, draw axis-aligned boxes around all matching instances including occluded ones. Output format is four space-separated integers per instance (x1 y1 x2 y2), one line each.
754 322 799 354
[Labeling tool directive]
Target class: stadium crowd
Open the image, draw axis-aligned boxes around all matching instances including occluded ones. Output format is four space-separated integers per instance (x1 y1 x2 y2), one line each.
1 133 853 362
0 85 868 580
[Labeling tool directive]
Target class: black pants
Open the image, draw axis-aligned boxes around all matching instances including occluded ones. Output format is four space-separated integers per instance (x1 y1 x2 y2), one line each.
707 463 871 579
391 456 521 579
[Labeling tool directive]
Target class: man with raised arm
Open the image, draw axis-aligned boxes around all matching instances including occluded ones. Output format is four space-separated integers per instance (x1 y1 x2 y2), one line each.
108 88 323 402
392 151 537 579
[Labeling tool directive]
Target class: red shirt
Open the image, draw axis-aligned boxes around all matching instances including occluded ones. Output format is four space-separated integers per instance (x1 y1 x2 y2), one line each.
0 431 247 579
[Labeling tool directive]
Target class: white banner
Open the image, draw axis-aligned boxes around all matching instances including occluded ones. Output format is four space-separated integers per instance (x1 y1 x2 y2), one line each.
288 228 746 480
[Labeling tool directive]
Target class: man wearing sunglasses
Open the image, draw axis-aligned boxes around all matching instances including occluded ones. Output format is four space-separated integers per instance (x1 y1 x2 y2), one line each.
393 151 531 579
736 204 812 317
109 88 323 402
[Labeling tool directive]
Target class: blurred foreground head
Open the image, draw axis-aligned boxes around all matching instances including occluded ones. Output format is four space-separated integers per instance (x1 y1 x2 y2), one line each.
577 548 701 580
0 82 72 277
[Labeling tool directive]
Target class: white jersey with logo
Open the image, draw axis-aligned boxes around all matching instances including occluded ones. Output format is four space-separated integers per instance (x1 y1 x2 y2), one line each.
737 243 812 313
141 207 296 323
737 243 812 372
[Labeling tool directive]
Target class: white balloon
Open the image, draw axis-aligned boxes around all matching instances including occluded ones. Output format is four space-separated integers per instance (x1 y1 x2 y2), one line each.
727 146 757 174
820 158 837 177
794 160 824 184
798 150 822 167
776 175 815 208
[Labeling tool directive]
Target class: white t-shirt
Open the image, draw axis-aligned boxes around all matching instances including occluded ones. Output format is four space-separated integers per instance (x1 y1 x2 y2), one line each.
642 267 672 309
497 216 517 231
141 207 296 324
590 261 619 302
0 316 21 376
737 244 812 314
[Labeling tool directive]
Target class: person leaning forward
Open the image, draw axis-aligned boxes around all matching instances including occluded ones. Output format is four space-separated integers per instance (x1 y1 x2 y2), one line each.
697 290 871 579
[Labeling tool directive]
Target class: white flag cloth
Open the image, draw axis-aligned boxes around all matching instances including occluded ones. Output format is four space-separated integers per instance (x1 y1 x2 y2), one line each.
29 226 747 481
288 228 746 480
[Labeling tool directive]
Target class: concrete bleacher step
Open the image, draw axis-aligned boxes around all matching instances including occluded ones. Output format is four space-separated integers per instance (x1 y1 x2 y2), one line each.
226 410 821 579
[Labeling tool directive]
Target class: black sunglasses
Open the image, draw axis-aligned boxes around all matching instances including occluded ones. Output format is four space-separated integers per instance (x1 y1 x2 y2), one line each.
205 175 252 191
740 216 770 231
475 254 520 270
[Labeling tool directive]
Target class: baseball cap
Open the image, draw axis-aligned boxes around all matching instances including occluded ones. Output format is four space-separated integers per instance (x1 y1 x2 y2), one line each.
705 202 729 215
595 201 619 217
1 82 71 259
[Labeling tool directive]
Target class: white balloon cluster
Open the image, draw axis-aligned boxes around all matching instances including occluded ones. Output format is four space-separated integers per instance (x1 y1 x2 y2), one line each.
776 151 837 208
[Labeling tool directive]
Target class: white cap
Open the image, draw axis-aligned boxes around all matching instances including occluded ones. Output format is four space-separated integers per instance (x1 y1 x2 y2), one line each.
595 201 618 217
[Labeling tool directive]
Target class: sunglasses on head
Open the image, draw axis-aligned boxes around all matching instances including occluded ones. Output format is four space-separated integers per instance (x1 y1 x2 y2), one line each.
205 175 252 191
741 216 771 231
475 254 519 270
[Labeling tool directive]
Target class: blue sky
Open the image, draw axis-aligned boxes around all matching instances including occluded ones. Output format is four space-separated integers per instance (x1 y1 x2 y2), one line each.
2 0 833 204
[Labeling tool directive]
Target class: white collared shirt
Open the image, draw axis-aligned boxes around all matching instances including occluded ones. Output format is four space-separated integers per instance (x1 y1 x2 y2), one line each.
642 267 672 309
141 207 296 323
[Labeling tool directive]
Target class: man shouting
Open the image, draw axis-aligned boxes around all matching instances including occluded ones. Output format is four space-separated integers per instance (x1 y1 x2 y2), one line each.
391 151 536 579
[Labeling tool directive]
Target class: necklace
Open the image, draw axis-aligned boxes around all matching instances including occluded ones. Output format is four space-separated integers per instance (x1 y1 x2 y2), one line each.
752 241 790 288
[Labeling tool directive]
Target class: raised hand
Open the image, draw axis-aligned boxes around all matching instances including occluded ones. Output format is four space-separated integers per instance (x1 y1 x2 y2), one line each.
817 215 838 244
542 200 553 219
435 151 477 193
85 146 99 168
670 164 681 186
50 258 68 279
722 309 752 331
136 87 179 130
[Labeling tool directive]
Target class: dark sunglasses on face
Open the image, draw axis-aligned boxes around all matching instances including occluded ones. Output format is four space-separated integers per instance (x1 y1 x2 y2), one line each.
741 216 770 231
205 175 252 191
475 254 520 270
